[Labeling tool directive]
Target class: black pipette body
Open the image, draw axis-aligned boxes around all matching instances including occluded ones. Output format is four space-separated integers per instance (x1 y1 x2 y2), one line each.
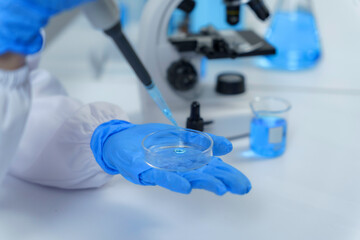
103 22 178 126
104 22 153 88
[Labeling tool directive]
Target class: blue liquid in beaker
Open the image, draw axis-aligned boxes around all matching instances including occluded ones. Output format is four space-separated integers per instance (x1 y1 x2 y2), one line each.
257 11 321 70
250 116 287 157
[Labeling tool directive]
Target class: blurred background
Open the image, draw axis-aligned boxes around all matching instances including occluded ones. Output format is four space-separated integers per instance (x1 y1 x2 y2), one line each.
41 0 360 115
1 1 360 240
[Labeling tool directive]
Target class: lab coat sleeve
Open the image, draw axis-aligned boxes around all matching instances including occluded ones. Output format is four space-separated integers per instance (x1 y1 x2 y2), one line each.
9 59 130 189
0 64 31 183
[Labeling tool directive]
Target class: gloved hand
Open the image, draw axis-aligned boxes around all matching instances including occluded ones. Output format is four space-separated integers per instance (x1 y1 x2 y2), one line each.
0 0 95 55
91 120 251 195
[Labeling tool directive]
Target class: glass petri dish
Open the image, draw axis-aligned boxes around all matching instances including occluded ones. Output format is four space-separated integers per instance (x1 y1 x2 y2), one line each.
142 128 213 172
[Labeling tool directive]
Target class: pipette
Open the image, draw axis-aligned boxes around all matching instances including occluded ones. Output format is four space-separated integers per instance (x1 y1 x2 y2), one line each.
82 0 178 126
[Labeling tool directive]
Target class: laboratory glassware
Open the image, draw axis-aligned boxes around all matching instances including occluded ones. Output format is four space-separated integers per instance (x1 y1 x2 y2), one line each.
250 97 291 157
257 0 321 70
142 128 213 172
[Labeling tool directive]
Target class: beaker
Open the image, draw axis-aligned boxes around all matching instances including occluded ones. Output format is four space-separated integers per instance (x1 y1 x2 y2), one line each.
257 0 321 70
250 97 291 157
142 128 213 172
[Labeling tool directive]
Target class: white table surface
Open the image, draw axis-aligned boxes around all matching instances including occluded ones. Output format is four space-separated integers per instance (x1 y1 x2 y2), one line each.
2 2 360 239
1 84 360 240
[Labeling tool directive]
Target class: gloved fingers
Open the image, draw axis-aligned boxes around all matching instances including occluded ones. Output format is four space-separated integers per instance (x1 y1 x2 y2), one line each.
181 131 232 156
202 161 252 195
206 133 233 156
137 123 177 137
207 157 242 175
139 169 192 194
181 172 227 196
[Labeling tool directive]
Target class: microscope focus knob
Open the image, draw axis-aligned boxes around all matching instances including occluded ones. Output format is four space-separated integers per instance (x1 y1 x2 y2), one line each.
167 60 198 91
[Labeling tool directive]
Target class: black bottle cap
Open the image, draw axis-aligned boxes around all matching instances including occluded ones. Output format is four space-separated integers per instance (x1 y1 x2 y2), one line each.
216 73 246 95
186 101 204 132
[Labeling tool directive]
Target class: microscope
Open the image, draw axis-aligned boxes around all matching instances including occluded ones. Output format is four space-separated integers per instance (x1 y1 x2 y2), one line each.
138 0 275 138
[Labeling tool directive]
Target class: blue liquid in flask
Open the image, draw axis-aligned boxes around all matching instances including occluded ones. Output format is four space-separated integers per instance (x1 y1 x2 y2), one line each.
257 11 321 70
250 116 287 157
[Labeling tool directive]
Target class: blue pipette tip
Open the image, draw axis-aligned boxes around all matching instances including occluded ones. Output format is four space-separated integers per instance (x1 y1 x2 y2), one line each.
146 84 178 127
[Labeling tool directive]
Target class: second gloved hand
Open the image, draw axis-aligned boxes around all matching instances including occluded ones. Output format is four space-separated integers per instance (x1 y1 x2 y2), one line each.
91 120 251 195
0 0 95 55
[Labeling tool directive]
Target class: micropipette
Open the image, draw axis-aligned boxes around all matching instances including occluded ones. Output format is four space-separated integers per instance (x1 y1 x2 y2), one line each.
82 0 178 126
104 23 178 126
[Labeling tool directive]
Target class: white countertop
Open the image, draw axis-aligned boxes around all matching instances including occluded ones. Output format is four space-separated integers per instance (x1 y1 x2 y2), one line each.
1 84 359 240
1 2 360 239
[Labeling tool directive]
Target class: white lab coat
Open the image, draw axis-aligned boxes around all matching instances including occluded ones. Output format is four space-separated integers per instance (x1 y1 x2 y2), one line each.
1 53 129 189
0 62 31 184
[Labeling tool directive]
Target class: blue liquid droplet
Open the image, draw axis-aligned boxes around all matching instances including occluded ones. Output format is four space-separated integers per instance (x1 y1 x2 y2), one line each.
174 148 186 154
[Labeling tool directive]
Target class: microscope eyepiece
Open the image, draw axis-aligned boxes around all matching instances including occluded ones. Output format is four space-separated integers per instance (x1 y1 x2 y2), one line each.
247 0 270 21
223 0 269 24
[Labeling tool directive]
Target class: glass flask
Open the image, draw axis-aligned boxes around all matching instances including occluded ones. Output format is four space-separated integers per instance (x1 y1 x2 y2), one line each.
257 0 321 70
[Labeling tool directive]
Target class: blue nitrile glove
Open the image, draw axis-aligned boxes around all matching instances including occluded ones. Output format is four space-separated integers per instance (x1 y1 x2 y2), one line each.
0 0 95 55
91 120 251 195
